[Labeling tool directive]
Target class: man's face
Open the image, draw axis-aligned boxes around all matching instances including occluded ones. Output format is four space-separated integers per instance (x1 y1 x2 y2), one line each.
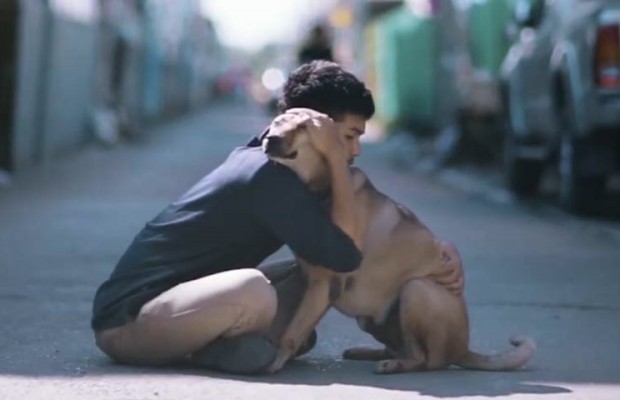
334 113 366 165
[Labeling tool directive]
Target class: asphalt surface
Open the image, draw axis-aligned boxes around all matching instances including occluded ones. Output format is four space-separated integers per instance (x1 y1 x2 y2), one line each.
1 101 619 400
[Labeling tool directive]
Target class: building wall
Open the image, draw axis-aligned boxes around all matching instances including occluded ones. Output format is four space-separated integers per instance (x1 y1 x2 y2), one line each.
10 0 223 172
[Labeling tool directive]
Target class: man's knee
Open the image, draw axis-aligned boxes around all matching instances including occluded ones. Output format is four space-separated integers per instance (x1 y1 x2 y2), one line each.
235 269 278 327
94 329 117 361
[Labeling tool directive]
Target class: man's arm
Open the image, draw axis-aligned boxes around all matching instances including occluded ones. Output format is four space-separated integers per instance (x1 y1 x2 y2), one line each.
251 165 362 272
286 108 362 250
325 155 362 250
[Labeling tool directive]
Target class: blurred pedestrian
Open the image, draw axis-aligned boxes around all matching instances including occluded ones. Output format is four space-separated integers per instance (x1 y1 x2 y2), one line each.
297 24 334 65
92 0 142 144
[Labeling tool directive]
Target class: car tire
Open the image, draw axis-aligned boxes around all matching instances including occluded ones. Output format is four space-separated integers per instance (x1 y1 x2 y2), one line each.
501 83 544 197
558 135 606 215
504 136 544 197
556 79 607 215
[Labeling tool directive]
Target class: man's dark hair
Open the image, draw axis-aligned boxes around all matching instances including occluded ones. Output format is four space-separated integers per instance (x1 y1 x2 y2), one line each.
279 61 375 120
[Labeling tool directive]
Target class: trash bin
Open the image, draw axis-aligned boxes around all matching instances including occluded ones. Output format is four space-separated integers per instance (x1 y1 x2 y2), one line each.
371 7 438 130
467 0 514 76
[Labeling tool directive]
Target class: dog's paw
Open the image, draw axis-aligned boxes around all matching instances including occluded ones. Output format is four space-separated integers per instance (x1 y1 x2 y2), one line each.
267 345 295 374
267 355 287 374
374 359 401 374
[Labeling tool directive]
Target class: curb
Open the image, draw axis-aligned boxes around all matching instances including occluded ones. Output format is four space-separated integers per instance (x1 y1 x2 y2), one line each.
432 166 620 244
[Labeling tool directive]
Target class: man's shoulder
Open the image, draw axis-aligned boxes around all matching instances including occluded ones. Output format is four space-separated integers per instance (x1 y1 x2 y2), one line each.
254 161 307 193
221 147 299 186
222 146 269 177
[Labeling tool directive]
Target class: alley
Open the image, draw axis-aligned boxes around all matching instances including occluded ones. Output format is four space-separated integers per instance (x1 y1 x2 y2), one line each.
0 102 619 400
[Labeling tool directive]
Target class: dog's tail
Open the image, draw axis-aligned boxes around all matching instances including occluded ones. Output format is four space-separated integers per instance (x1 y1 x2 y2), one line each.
456 336 536 371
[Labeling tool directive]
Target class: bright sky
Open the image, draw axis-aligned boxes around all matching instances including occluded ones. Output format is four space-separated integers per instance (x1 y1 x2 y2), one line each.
201 0 309 51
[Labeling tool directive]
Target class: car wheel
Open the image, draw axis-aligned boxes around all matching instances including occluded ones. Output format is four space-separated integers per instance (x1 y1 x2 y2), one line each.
504 136 544 196
501 84 544 196
558 135 606 215
556 79 607 215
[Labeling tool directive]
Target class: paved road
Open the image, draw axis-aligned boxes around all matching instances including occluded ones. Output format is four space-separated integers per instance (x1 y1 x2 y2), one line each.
1 102 619 399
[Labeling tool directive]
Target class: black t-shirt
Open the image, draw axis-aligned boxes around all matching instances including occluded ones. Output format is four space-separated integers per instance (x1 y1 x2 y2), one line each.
91 135 362 331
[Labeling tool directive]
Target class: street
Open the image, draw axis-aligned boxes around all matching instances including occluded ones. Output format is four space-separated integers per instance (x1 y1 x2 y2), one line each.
1 101 619 400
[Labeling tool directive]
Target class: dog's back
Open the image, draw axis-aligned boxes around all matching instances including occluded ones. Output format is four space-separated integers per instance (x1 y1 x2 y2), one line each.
331 168 447 322
338 168 535 372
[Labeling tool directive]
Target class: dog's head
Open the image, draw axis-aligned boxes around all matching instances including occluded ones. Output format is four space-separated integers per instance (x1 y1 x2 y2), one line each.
262 112 367 189
262 119 328 187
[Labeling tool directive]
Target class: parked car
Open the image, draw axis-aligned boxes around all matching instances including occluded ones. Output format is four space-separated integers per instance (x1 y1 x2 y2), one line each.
500 0 620 214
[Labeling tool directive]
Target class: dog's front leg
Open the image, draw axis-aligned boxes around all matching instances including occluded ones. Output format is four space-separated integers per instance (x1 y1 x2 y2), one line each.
268 272 332 373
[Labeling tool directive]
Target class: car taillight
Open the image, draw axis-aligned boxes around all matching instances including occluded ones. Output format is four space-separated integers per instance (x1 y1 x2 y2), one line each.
594 24 620 89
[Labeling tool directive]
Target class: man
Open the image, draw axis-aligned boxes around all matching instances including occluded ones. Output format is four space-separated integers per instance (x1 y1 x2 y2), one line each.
297 24 334 65
92 61 462 375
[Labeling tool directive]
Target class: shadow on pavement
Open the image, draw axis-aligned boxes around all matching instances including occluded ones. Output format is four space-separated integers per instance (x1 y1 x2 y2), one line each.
34 355 573 399
0 353 572 398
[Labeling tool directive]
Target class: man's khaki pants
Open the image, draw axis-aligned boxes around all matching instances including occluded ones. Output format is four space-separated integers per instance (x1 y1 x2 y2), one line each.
95 261 305 366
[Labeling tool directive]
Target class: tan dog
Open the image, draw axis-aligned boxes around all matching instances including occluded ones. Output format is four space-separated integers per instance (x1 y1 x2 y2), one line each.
262 121 536 374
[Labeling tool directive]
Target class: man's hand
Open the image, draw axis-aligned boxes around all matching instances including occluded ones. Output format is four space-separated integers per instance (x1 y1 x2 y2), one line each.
277 108 347 164
429 268 464 297
428 243 465 297
269 111 311 138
